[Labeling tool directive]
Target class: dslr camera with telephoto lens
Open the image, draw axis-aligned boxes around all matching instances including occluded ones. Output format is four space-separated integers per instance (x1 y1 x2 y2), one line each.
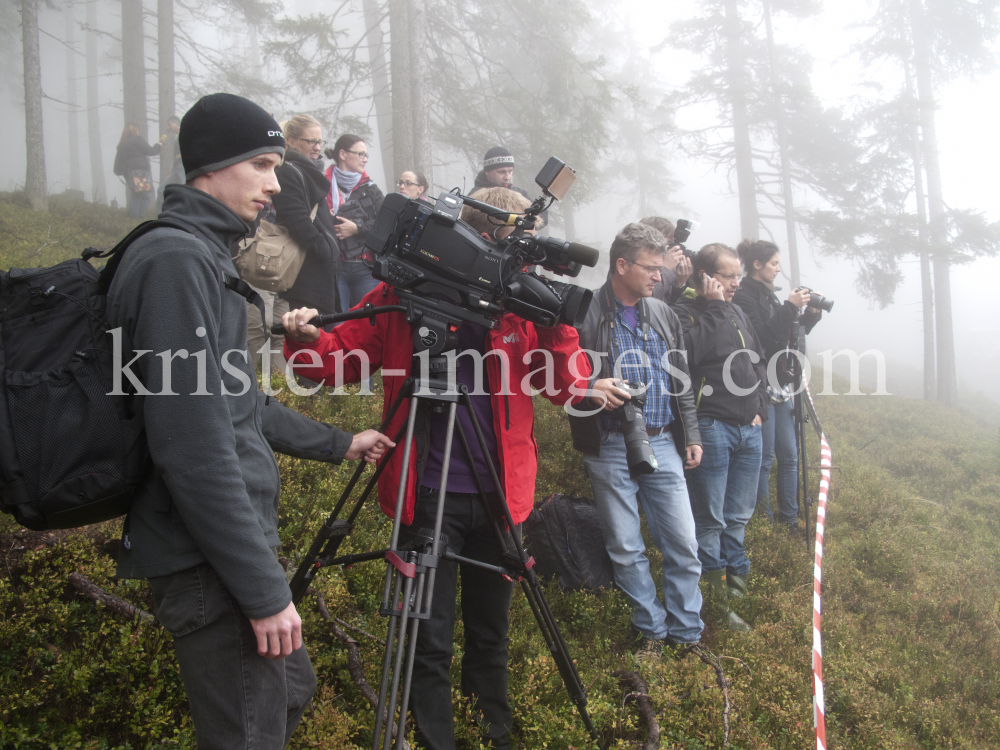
615 380 658 480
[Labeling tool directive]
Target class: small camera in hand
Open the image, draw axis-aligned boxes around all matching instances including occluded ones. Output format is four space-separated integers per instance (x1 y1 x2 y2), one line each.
615 380 658 479
795 286 834 313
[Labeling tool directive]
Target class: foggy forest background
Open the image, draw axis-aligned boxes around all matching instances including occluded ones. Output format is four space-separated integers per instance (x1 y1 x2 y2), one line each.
5 0 1000 413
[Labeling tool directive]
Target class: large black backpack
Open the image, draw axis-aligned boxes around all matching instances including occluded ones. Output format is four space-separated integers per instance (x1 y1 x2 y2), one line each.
0 220 261 531
523 493 615 591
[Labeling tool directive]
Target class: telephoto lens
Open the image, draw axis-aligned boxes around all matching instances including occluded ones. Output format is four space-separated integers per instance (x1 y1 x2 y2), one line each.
798 287 835 313
616 381 658 480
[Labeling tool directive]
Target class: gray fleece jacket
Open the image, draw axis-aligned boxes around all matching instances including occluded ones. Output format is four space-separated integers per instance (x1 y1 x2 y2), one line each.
107 184 353 619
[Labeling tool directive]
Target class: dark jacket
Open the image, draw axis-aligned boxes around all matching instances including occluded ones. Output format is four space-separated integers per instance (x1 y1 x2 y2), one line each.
326 168 384 260
732 276 821 385
107 183 354 619
672 294 769 427
114 134 161 177
273 150 340 313
568 281 701 458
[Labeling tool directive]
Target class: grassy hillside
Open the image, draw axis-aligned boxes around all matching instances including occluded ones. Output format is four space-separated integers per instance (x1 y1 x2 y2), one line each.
0 191 140 270
1 195 999 748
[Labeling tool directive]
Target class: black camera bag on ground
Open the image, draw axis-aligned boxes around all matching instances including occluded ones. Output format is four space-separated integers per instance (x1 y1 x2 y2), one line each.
0 220 262 531
523 493 615 591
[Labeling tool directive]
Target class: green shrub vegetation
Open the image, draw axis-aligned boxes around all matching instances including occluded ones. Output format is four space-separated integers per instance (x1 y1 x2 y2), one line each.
2 194 999 748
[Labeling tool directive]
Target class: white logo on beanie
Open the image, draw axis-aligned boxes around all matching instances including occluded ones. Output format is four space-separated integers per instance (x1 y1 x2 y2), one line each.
267 131 282 137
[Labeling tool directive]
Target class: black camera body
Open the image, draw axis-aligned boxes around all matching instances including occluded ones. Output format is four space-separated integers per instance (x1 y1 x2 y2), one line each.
673 219 694 259
363 158 599 355
616 380 658 479
795 286 834 313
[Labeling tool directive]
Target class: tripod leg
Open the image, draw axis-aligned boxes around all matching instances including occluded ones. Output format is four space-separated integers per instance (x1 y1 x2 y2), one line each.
799 396 812 549
289 381 414 603
375 399 460 750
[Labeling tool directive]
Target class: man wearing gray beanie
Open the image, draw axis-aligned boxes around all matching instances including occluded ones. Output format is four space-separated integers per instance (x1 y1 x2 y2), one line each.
106 93 394 748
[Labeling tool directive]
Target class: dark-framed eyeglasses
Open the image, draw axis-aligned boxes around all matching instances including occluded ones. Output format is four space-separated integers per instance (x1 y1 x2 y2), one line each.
297 138 325 147
346 149 369 160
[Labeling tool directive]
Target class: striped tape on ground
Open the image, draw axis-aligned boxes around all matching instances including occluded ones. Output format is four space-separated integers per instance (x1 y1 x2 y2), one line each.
803 382 831 750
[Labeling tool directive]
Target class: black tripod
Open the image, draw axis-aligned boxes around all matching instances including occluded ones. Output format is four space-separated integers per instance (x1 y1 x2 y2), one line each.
789 321 815 550
287 346 599 750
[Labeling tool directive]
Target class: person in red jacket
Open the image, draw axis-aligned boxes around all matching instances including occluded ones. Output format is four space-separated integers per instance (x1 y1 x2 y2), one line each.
281 187 592 750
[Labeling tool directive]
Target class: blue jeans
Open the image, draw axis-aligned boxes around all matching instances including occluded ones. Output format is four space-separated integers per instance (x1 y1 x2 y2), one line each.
583 431 703 643
757 400 799 525
687 418 762 576
337 259 380 312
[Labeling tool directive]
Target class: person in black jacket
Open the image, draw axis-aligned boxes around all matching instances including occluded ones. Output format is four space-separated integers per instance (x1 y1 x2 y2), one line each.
324 134 384 312
731 239 822 536
113 123 165 218
273 114 340 318
674 243 768 630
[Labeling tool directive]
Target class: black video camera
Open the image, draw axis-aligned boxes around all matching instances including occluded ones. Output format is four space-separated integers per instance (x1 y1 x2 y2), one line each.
363 158 599 354
615 380 658 480
673 219 695 259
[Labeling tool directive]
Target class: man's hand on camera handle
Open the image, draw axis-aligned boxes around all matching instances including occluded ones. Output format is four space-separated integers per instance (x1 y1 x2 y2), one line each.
788 287 811 309
250 601 302 659
591 378 631 411
346 430 396 463
685 444 703 470
282 307 322 343
664 244 684 271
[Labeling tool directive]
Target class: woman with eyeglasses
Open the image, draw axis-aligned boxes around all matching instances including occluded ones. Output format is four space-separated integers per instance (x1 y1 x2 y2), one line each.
396 170 429 200
673 243 768 631
732 240 822 537
323 134 385 312
273 118 340 311
252 115 339 374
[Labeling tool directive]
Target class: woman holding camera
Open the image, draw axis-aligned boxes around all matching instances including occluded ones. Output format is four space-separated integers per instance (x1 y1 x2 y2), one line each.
732 240 822 537
674 243 768 630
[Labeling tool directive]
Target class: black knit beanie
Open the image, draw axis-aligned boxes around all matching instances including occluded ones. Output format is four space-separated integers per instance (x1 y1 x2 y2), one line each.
483 146 515 172
179 93 286 180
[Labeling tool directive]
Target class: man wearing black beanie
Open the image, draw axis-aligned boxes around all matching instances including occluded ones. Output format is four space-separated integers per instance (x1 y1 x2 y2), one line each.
106 92 394 748
473 146 546 224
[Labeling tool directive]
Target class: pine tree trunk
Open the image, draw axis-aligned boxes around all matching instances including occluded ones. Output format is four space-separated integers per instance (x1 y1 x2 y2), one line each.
65 5 81 192
122 0 148 139
408 0 432 188
762 0 799 286
908 70 936 401
157 0 175 190
911 0 956 406
723 0 758 239
22 0 47 210
363 0 395 186
86 0 108 204
388 0 413 180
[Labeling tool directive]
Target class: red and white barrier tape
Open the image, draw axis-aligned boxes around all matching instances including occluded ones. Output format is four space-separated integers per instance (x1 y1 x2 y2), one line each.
803 383 831 750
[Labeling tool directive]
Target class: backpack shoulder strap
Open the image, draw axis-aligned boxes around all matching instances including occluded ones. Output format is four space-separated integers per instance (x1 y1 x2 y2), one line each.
88 219 267 332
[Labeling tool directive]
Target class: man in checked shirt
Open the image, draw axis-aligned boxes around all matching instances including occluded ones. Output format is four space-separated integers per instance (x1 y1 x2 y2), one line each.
568 222 704 661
